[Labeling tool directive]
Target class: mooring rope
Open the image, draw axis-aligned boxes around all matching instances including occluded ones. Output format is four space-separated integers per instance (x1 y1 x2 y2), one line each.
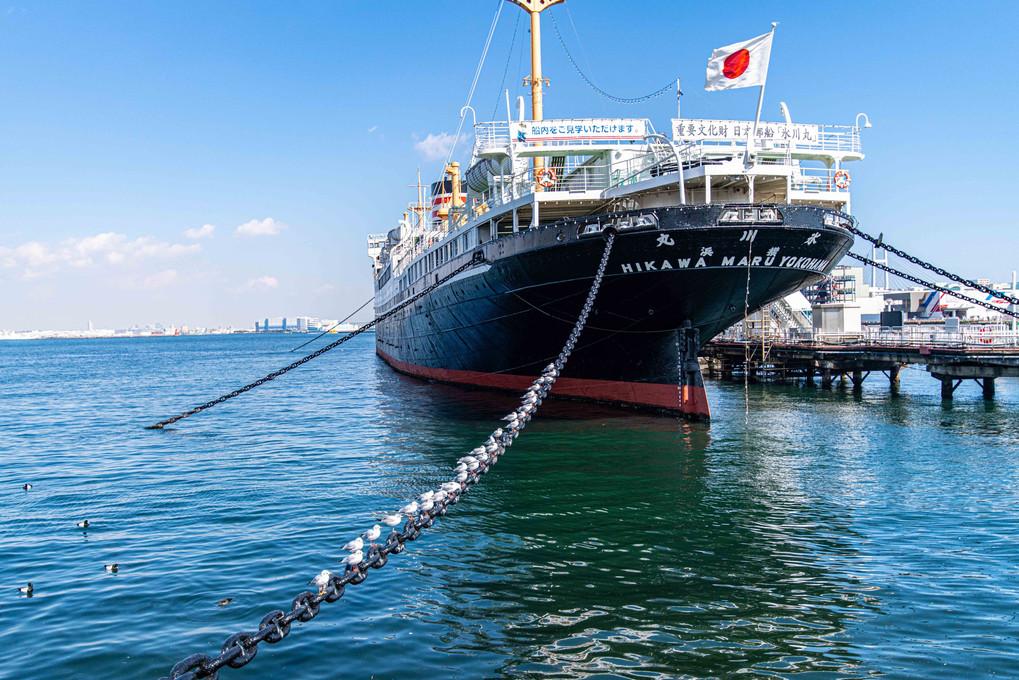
146 255 482 430
288 295 375 353
743 237 753 425
158 232 616 680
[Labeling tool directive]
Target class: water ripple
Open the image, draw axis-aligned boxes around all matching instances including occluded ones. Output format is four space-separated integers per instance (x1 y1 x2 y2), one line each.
1 336 1018 679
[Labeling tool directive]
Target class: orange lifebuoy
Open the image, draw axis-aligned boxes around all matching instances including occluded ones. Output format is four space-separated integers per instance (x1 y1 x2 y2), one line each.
833 170 851 189
536 167 557 189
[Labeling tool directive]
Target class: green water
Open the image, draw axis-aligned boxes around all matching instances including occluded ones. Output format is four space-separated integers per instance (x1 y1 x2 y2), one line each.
2 335 1017 679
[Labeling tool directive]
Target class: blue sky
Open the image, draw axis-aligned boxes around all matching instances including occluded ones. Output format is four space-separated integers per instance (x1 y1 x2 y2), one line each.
1 1 1017 330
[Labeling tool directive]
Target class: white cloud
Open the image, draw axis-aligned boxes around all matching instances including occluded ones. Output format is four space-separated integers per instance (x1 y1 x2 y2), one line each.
141 269 179 288
0 232 201 279
367 125 378 133
311 283 335 295
414 132 456 161
235 218 285 237
244 275 279 290
184 224 216 240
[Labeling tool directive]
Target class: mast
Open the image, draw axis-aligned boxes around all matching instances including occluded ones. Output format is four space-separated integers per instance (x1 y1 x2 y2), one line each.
506 0 564 181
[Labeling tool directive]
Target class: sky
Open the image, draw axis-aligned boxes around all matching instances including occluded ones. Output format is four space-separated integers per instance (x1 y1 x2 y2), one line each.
1 0 1017 331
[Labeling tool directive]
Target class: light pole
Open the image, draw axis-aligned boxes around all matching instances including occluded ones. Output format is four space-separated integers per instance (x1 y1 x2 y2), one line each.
855 113 872 129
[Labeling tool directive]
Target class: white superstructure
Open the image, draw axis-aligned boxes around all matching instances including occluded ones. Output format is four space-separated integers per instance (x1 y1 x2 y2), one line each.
368 112 864 300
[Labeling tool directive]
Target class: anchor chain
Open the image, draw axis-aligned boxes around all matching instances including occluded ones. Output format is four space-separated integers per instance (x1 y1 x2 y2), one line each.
158 232 616 680
147 254 484 429
846 252 1019 320
844 223 1019 307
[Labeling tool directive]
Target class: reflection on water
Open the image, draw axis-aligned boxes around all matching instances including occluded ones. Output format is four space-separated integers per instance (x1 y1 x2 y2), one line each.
1 336 1018 679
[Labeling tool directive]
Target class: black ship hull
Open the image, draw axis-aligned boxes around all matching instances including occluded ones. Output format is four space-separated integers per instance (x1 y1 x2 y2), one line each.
375 204 853 419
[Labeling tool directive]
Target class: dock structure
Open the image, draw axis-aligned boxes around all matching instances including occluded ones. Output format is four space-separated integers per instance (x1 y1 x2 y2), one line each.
702 330 1019 399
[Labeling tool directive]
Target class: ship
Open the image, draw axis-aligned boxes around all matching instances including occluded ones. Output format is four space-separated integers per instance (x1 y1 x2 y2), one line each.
367 1 862 420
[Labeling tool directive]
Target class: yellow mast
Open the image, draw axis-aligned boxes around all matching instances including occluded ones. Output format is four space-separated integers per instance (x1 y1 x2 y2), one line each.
407 167 429 232
506 0 564 183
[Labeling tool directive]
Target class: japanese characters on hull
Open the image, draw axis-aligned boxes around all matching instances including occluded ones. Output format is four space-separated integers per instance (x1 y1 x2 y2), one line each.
617 231 834 275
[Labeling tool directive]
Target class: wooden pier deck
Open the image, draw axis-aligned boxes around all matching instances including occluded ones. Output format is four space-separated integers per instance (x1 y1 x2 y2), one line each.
702 335 1019 399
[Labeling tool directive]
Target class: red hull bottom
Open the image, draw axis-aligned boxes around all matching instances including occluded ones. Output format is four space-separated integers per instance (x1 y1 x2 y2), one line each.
377 348 710 420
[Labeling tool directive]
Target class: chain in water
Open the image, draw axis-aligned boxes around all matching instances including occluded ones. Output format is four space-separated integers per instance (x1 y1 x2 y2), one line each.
146 256 482 429
158 233 616 680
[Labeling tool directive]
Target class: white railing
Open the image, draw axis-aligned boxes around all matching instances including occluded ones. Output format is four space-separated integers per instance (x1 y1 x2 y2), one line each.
467 161 611 217
474 121 510 153
790 167 850 194
718 324 1019 348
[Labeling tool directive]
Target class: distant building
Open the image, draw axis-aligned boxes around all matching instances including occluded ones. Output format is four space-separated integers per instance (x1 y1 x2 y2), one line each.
254 316 327 332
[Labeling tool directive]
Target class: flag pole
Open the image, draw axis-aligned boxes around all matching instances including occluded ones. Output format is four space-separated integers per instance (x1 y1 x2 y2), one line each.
747 22 777 182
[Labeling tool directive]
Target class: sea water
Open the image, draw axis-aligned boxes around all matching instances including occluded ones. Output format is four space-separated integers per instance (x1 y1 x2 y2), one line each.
2 334 1018 679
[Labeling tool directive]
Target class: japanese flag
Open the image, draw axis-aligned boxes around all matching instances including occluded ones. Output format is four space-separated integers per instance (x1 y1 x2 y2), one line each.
705 31 773 91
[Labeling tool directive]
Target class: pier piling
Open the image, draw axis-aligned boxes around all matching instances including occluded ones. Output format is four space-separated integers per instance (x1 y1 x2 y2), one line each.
889 365 900 392
982 378 995 400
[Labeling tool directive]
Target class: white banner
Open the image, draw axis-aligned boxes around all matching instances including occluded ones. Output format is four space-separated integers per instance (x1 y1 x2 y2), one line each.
672 119 821 144
516 119 649 143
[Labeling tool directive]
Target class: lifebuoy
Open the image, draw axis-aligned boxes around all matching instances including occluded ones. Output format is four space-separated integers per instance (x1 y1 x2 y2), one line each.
833 170 851 189
978 326 994 344
536 167 557 189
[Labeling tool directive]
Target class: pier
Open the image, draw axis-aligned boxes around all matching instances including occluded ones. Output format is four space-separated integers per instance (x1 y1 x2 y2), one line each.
702 327 1019 399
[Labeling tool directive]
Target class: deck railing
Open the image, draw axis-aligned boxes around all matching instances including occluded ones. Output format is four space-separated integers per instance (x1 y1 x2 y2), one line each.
718 324 1019 348
466 161 611 217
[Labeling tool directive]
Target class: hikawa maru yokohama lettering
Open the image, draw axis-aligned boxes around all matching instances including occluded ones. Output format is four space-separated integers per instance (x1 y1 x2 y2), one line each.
619 252 834 274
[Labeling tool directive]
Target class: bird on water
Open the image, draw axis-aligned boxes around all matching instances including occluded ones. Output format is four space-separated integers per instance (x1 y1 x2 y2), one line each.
309 570 333 596
76 520 89 529
105 564 118 573
18 583 33 596
22 484 32 491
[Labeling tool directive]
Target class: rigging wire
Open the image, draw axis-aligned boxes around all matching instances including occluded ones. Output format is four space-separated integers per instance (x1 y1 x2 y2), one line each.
289 295 375 353
548 9 675 104
562 3 608 117
446 0 503 165
491 10 522 120
563 3 597 88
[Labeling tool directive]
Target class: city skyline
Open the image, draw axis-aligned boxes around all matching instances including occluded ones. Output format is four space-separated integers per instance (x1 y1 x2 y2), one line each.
1 1 1017 330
